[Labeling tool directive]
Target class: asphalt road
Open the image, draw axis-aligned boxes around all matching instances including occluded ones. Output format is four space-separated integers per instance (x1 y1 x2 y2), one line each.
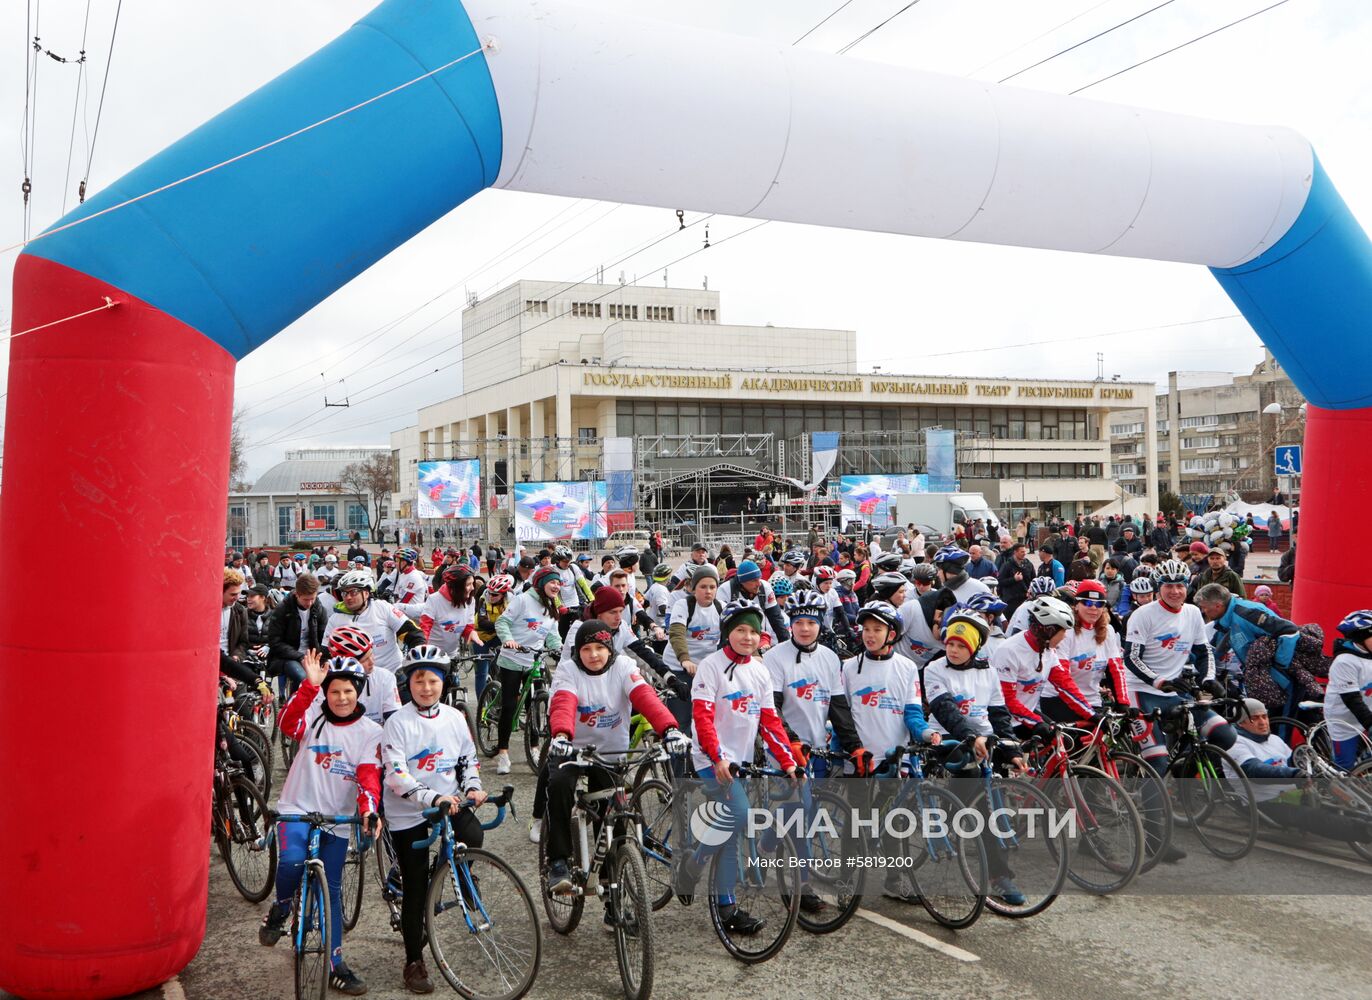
13 748 1366 1000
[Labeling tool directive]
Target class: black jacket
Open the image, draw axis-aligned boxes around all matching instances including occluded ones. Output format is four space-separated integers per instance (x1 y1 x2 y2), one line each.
997 558 1035 609
267 594 330 662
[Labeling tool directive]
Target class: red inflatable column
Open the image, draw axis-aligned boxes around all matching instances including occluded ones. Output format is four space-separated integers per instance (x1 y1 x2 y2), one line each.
1290 405 1372 645
0 255 233 999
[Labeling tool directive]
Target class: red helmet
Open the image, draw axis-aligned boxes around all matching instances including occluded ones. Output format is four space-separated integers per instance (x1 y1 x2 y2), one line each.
814 566 836 582
329 625 373 659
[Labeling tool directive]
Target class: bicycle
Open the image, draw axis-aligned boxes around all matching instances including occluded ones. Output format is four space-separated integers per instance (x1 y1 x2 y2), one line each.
1023 720 1145 894
268 813 370 1000
1153 694 1259 861
1284 741 1372 863
219 684 272 798
409 789 542 1000
214 696 277 903
538 745 666 1000
442 652 482 739
785 747 865 935
475 646 550 772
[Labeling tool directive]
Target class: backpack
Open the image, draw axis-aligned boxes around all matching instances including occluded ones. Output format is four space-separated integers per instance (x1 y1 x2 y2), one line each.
684 595 724 625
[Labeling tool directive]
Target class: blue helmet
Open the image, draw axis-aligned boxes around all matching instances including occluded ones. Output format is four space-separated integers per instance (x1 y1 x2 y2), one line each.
965 591 1007 615
322 656 366 694
1337 610 1372 640
933 544 969 566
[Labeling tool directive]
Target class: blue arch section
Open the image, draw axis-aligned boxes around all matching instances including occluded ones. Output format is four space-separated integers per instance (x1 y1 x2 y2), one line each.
1212 156 1372 410
22 0 501 361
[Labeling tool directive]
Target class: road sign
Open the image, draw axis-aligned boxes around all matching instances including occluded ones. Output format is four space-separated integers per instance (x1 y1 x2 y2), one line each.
1274 445 1302 476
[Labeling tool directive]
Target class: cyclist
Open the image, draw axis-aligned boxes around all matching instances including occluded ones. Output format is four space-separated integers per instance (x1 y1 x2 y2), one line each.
933 544 991 603
221 568 250 668
643 564 674 649
605 568 669 648
382 645 486 995
1122 559 1236 773
716 559 791 645
683 601 799 934
267 575 330 697
663 565 723 723
1325 610 1372 769
327 625 401 725
1121 574 1156 627
472 573 514 699
244 584 273 663
1046 579 1126 721
811 565 841 630
259 652 381 997
991 596 1096 735
905 562 939 603
834 568 860 630
325 568 423 686
845 600 941 761
562 584 670 676
413 566 477 656
553 545 591 616
898 584 957 666
542 623 688 897
1006 576 1056 635
316 553 340 594
393 549 430 606
273 553 301 589
492 565 564 774
870 571 910 608
923 610 1029 903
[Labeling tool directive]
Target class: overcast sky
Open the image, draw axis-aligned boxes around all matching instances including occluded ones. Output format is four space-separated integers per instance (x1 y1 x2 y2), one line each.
2 0 1368 479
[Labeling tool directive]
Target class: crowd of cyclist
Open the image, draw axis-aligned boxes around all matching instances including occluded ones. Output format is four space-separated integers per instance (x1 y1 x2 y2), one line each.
216 511 1371 995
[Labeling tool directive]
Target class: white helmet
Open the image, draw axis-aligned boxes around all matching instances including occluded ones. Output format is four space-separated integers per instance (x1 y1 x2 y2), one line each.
1023 596 1074 632
335 568 375 592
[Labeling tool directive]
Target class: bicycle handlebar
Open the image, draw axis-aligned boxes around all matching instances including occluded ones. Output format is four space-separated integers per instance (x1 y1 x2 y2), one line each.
413 783 517 846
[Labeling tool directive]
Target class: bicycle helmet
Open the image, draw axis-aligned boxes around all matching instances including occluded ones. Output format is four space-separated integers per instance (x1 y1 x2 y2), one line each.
1129 576 1155 595
531 565 562 594
1337 610 1372 641
1028 576 1055 596
322 656 366 694
402 644 451 682
267 587 287 605
615 545 639 560
964 591 1007 615
771 576 794 599
1155 559 1191 585
328 625 374 659
1023 596 1074 633
782 549 808 568
786 590 828 621
486 573 515 597
835 568 857 586
872 552 903 573
855 600 902 637
910 563 939 584
398 547 419 564
814 565 836 582
335 569 375 592
933 544 969 566
871 572 908 601
941 611 990 654
1053 585 1079 606
790 575 814 593
553 545 573 563
651 563 672 582
719 601 765 638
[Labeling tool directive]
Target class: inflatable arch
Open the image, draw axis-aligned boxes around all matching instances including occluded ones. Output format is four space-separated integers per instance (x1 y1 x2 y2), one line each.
2 0 1368 995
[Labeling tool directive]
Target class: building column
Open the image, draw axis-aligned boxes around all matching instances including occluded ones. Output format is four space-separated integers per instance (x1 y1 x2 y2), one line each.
506 405 523 488
484 412 500 542
596 398 616 443
555 389 573 481
1167 371 1182 496
529 398 547 481
1143 402 1159 518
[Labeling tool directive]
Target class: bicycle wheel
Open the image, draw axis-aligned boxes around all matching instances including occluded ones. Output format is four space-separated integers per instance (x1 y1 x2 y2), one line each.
279 723 298 771
427 848 542 1000
340 836 365 931
371 827 403 932
1053 764 1143 894
706 831 801 964
630 779 676 911
904 785 987 930
969 777 1068 919
1109 751 1174 875
294 864 330 1000
251 693 277 735
523 690 549 773
607 843 655 1000
537 820 584 934
796 789 863 935
237 720 274 782
1177 746 1257 861
1318 772 1372 863
476 681 502 758
222 775 277 903
1270 715 1309 752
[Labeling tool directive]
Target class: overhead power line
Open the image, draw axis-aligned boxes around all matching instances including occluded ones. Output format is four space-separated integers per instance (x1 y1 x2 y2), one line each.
81 0 122 204
837 0 926 55
998 0 1178 83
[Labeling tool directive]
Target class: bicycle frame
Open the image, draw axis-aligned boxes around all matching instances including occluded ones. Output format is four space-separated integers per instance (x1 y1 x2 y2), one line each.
270 813 367 953
411 789 514 933
557 748 664 893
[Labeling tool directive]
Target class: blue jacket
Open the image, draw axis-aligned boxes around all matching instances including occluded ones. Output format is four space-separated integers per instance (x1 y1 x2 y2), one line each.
1210 597 1299 669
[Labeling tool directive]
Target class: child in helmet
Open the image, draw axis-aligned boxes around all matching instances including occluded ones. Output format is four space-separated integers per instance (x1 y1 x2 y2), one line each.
990 595 1097 741
1325 611 1372 769
260 650 382 996
844 600 941 767
382 645 486 994
324 625 401 725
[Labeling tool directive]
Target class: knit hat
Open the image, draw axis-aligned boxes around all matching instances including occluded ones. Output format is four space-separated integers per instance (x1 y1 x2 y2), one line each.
691 563 719 584
1240 698 1267 721
573 622 616 664
589 586 624 617
736 560 762 583
531 565 561 594
943 619 984 655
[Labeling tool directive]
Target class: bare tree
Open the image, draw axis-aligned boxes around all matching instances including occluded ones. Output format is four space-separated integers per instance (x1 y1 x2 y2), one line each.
229 408 252 491
339 452 394 542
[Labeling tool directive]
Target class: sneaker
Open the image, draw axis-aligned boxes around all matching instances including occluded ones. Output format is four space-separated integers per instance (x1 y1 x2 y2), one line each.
990 876 1026 907
1158 843 1188 864
528 818 542 844
882 872 920 905
546 859 575 896
798 889 829 914
720 908 765 936
402 960 434 995
258 902 288 946
329 964 367 996
495 750 511 775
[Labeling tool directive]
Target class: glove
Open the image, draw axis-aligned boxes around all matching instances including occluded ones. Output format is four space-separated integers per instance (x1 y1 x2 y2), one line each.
667 675 692 700
1201 678 1226 698
789 740 809 769
662 728 690 755
548 734 575 759
1030 721 1055 745
1155 679 1177 694
849 746 874 777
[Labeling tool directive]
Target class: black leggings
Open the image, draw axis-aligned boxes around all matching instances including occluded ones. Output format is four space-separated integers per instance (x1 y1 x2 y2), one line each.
497 666 527 752
543 760 615 866
391 812 485 963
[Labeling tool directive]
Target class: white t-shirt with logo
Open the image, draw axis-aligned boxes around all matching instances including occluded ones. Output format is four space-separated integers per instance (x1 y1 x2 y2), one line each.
496 589 560 671
1124 601 1208 693
277 705 383 820
763 641 843 747
898 601 944 665
416 590 474 655
923 656 1004 738
990 632 1060 720
690 649 775 772
1324 651 1372 742
842 651 923 757
663 594 722 672
394 568 430 606
381 700 482 830
1225 729 1293 803
325 599 411 674
558 567 583 609
1051 626 1122 708
549 654 651 753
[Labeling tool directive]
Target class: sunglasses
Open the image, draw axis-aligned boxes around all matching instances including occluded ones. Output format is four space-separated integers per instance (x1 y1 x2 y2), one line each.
1079 598 1107 608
